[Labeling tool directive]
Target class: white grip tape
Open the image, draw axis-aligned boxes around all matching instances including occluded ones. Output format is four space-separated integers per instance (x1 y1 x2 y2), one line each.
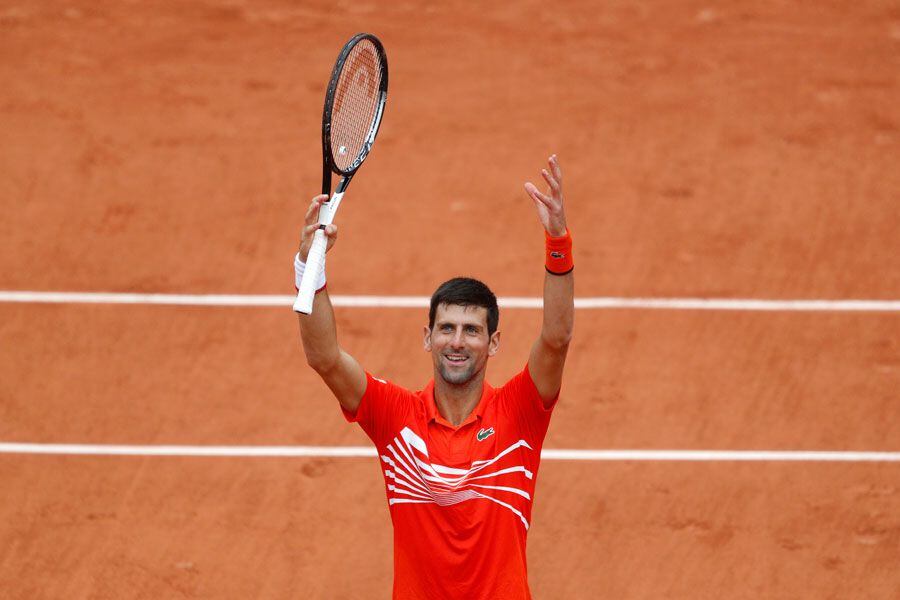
293 252 325 291
292 191 344 315
293 228 327 314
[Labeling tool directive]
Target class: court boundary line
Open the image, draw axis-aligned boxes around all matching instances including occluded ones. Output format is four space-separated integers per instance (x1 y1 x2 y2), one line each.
1 291 898 312
1 443 898 462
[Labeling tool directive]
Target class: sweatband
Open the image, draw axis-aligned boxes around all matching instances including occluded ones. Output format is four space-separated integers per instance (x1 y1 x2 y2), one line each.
545 229 573 275
294 252 327 293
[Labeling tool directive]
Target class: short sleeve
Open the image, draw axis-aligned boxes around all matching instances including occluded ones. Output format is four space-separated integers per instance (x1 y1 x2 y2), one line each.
341 372 414 447
498 364 558 444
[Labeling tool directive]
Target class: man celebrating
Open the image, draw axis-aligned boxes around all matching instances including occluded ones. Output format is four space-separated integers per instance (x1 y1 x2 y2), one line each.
295 155 574 599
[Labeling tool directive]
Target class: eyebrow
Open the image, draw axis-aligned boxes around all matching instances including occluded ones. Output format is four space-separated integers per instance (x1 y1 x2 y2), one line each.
436 321 483 330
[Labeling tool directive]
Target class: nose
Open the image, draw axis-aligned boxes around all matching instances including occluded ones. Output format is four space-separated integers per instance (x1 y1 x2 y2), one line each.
450 328 465 348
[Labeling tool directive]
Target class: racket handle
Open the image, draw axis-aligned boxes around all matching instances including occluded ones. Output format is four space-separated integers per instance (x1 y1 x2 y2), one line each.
293 228 327 314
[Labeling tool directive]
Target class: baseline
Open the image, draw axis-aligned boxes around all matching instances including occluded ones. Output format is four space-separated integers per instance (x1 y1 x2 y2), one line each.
1 443 899 462
1 291 899 312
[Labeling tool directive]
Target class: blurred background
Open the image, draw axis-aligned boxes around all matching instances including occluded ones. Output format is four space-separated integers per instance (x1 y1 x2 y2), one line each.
1 1 898 598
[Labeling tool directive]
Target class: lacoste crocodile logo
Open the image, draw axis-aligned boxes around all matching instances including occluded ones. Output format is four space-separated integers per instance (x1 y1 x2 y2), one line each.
476 427 495 442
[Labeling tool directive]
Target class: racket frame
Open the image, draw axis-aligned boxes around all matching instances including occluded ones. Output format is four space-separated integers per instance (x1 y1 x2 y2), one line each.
295 33 388 314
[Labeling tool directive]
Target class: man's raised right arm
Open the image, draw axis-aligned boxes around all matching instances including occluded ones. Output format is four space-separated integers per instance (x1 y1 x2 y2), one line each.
296 195 367 414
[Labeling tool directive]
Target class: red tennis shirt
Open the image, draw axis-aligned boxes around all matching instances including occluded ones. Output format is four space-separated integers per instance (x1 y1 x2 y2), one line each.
342 365 557 600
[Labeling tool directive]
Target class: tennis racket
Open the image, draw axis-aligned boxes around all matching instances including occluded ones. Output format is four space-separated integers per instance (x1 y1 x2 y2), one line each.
294 33 389 314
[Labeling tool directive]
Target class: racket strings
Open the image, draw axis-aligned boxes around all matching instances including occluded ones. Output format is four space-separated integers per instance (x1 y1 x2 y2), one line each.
330 40 383 172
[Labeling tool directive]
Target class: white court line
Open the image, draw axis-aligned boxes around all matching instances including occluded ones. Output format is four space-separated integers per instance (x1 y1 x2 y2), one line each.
1 443 898 462
1 291 899 312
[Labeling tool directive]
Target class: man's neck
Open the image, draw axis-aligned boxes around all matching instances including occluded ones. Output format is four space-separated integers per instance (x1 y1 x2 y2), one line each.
433 371 486 427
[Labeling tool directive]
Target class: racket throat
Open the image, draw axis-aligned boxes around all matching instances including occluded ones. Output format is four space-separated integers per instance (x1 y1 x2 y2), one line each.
335 176 351 195
322 159 332 196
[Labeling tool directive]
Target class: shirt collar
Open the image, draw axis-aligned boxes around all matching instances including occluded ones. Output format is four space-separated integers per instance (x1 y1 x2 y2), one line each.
423 379 494 428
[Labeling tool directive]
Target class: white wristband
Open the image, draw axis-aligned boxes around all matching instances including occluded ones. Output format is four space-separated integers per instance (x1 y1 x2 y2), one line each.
294 252 326 292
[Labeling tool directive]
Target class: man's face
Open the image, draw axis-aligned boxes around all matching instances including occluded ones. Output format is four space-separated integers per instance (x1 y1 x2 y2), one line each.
424 303 500 386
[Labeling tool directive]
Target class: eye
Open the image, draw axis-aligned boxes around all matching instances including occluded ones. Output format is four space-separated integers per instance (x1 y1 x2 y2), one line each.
466 325 479 334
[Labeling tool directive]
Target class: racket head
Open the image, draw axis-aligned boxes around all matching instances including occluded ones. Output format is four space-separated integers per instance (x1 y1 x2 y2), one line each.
322 33 388 183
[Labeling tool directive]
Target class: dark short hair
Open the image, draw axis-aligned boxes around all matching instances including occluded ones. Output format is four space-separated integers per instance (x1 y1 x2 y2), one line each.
429 277 499 335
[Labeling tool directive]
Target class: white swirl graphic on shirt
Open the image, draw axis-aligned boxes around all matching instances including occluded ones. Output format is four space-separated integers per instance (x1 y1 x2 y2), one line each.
380 426 535 530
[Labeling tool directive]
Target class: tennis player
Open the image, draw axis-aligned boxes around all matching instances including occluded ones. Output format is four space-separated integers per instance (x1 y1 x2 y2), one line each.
295 155 574 599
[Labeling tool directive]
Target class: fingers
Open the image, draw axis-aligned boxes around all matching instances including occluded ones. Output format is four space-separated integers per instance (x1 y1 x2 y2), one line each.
548 154 562 183
322 223 339 253
527 155 567 236
524 182 553 207
299 222 338 261
541 168 560 195
304 222 338 239
304 194 328 225
541 154 563 198
524 184 544 207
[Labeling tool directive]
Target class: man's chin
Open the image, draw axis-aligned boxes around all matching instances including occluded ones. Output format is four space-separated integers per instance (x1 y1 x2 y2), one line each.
438 365 476 386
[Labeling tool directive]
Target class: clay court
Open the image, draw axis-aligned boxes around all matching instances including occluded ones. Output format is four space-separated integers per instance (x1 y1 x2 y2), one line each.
1 0 899 598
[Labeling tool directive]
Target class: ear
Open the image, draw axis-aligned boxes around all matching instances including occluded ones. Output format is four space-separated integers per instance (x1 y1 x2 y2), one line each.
488 330 500 357
423 325 433 352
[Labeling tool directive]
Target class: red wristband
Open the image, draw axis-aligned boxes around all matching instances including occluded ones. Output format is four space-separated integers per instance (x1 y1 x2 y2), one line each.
545 229 573 275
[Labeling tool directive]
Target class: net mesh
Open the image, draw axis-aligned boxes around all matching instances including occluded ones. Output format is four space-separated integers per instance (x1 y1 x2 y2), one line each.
330 39 383 172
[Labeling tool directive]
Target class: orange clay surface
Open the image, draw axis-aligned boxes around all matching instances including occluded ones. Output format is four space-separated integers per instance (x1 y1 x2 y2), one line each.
1 1 899 598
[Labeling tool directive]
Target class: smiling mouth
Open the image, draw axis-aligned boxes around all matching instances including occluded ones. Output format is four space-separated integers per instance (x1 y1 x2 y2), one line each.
443 354 468 365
